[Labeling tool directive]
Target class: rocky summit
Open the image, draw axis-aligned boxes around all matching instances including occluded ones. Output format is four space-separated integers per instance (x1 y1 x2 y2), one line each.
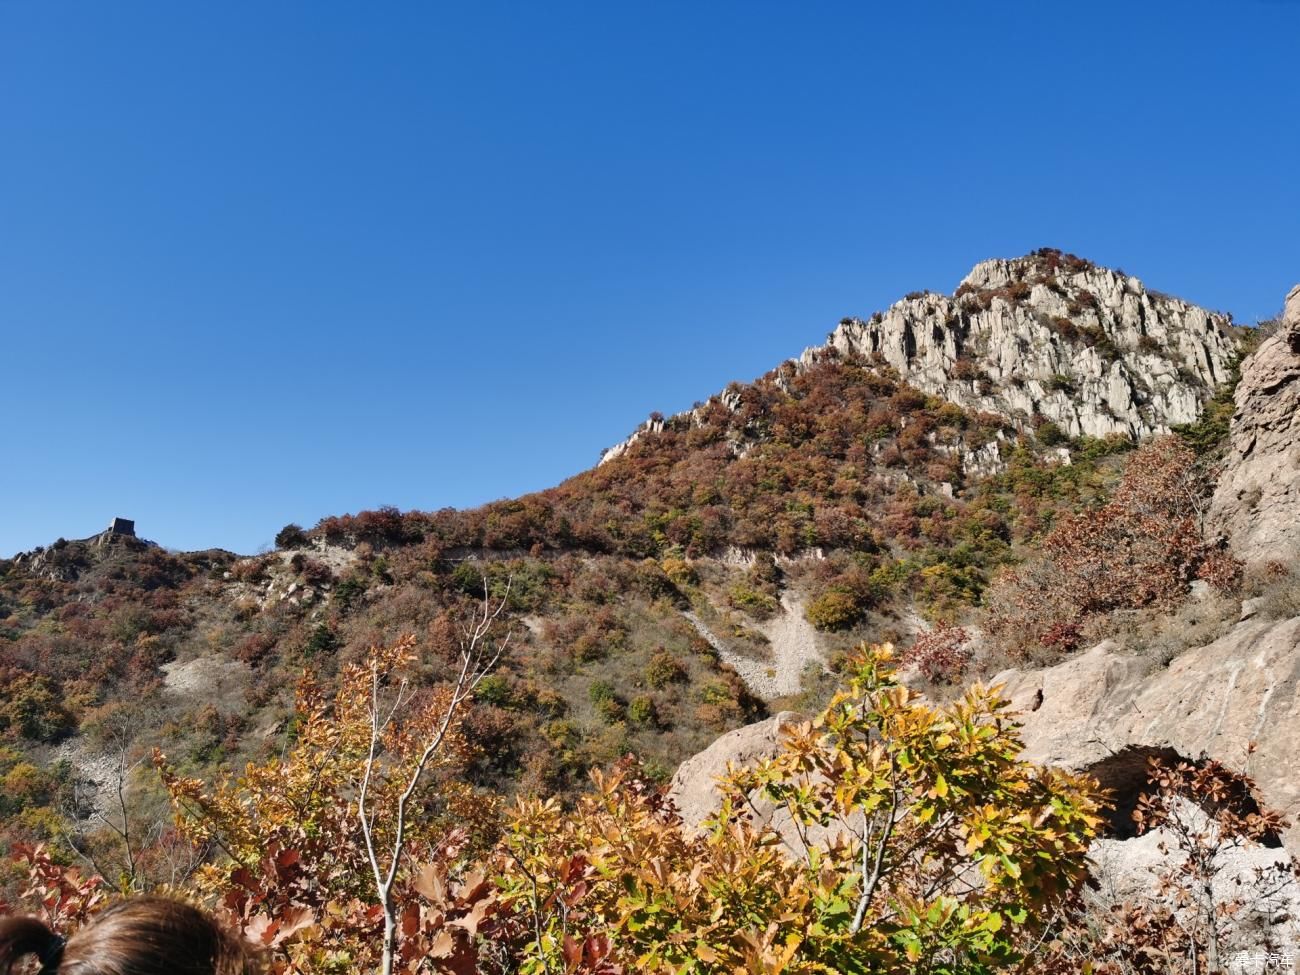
604 249 1240 465
820 252 1238 439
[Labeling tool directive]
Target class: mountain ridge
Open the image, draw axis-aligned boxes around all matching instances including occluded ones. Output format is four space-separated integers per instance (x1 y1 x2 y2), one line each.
602 249 1239 466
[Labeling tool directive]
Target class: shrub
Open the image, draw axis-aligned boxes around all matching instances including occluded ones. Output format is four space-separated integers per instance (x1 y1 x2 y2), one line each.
500 646 1102 975
985 437 1215 658
727 584 778 619
234 632 277 667
0 670 73 742
660 558 697 588
1035 420 1068 446
298 558 334 586
903 623 972 684
595 696 625 724
645 651 687 688
805 589 862 631
626 695 658 726
475 674 513 708
331 576 366 612
275 523 308 549
698 680 735 707
302 623 340 659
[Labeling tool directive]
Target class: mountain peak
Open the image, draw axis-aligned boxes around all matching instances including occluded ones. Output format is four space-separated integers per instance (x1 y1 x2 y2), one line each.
816 251 1238 441
603 252 1240 465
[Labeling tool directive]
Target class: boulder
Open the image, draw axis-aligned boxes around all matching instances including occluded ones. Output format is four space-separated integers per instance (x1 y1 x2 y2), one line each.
667 710 803 831
993 615 1300 854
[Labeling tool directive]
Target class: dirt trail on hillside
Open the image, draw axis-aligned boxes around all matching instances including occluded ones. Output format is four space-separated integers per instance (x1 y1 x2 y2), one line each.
684 593 823 700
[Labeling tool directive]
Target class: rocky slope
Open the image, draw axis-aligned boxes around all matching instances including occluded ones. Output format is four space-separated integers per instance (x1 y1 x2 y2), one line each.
669 279 1300 866
604 249 1240 463
0 254 1273 907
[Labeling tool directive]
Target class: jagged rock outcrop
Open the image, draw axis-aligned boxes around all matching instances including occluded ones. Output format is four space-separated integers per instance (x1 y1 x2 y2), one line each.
816 254 1238 440
992 615 1300 854
601 251 1239 464
1208 284 1300 564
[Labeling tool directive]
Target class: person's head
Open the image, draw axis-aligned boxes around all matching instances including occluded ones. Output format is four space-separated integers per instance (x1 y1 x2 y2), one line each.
0 897 257 975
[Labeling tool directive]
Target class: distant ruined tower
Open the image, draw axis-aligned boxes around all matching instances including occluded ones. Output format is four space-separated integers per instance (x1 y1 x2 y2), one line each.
97 517 136 545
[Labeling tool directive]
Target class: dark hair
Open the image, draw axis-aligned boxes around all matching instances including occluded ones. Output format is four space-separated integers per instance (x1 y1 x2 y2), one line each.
0 897 258 975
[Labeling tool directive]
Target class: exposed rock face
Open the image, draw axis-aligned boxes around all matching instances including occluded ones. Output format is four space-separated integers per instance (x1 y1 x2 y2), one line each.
992 616 1300 854
816 255 1237 440
672 612 1300 862
1208 284 1300 564
601 252 1239 464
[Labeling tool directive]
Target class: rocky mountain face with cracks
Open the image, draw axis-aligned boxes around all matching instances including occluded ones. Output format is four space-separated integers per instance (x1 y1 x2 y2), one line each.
1209 284 1300 564
603 249 1240 465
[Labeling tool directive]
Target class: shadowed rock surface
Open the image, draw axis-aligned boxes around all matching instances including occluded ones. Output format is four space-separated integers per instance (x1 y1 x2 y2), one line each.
993 615 1300 853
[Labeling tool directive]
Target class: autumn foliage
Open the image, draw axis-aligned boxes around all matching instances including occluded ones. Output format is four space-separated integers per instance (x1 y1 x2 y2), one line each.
985 436 1241 657
0 640 1106 974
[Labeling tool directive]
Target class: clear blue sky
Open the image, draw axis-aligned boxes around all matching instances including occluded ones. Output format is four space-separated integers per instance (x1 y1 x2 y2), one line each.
2 1 1298 556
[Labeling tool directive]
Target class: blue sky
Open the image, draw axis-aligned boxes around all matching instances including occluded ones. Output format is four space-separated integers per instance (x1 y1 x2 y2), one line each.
2 1 1298 556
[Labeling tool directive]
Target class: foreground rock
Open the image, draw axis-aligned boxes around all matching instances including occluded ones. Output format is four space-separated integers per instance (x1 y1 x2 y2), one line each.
992 614 1300 853
1209 283 1300 564
671 612 1300 858
668 710 803 831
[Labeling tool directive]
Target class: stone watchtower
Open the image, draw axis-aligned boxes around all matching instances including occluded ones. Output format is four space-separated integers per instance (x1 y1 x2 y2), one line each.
95 517 137 546
107 517 136 537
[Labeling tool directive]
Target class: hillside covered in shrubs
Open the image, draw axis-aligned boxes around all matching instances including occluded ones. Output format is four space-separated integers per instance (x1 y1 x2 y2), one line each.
3 251 1290 973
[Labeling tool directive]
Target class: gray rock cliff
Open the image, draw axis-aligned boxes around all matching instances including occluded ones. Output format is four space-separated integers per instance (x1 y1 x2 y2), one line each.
1208 284 1300 564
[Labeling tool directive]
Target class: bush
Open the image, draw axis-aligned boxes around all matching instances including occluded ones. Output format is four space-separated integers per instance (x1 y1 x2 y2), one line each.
645 651 687 688
902 624 971 684
627 695 658 726
275 523 309 549
660 558 697 588
985 437 1216 659
332 576 366 612
0 670 72 742
1035 420 1068 446
805 589 862 631
727 584 778 619
595 696 626 724
302 624 340 659
475 674 513 708
298 557 335 586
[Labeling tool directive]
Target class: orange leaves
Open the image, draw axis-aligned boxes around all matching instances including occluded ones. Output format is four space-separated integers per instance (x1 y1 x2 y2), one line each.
986 436 1225 659
244 905 316 949
134 640 1104 974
